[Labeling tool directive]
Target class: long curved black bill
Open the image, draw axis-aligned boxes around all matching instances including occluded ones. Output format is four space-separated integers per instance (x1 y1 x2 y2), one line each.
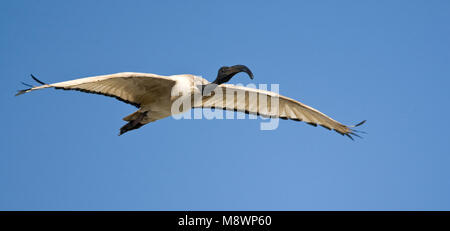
229 65 254 79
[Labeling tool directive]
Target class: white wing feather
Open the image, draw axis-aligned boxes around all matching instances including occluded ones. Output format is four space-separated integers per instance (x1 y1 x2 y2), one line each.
16 72 176 108
195 84 365 138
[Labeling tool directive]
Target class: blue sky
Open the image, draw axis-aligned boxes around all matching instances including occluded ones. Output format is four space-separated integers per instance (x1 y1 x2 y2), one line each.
1 0 449 210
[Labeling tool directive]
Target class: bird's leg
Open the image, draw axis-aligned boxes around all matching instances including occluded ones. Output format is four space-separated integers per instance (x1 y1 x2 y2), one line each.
119 111 148 136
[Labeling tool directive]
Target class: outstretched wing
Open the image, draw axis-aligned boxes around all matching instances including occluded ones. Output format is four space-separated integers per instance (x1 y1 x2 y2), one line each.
194 84 365 139
16 72 176 108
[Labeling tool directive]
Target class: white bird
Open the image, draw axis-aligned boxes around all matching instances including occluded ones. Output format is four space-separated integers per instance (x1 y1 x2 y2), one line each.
16 65 365 138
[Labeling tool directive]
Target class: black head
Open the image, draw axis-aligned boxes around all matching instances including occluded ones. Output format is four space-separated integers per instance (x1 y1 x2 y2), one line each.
212 65 254 85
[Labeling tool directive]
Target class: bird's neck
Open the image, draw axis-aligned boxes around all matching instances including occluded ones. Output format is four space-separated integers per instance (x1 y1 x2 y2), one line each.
201 83 219 96
212 78 221 85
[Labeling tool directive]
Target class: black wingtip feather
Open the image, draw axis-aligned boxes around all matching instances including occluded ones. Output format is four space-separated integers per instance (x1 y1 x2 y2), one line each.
16 74 47 96
354 120 366 127
21 82 33 88
15 89 29 96
349 132 362 138
345 133 354 140
352 129 367 134
31 74 47 85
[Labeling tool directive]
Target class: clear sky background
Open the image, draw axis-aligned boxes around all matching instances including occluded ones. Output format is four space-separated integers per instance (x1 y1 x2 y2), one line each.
1 0 449 210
